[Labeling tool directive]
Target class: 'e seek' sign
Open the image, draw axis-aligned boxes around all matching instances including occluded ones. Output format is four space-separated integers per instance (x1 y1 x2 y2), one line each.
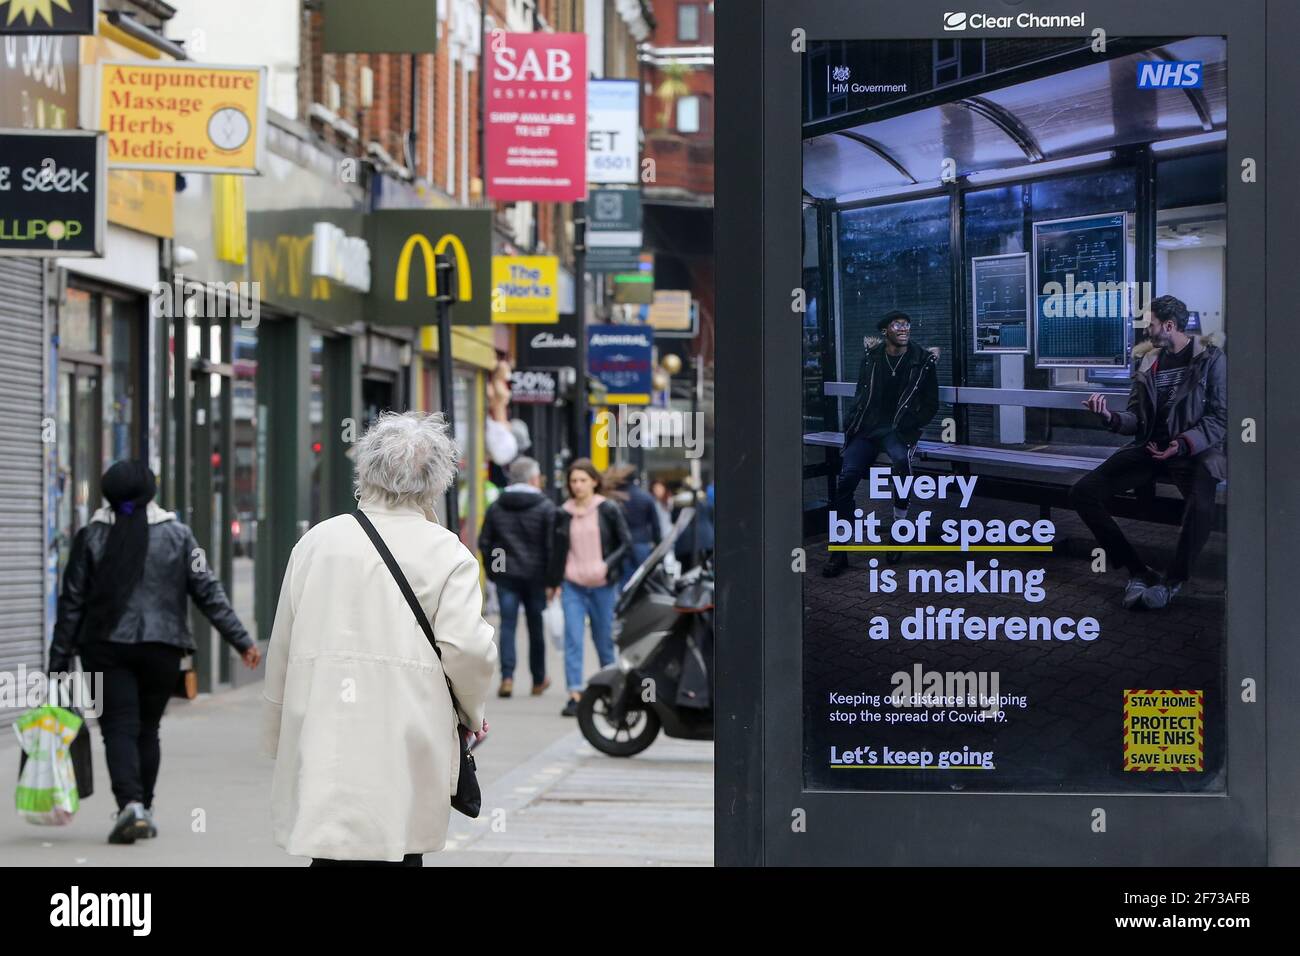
0 130 105 258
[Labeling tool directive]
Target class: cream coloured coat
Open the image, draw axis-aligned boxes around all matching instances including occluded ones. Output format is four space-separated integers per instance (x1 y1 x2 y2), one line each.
261 499 498 861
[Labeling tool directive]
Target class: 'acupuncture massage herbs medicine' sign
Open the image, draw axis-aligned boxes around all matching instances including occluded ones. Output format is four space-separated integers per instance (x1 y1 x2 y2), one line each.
799 36 1229 794
0 129 105 257
96 61 267 175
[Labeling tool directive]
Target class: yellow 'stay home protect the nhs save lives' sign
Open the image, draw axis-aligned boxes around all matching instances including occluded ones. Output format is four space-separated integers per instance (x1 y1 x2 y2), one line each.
491 255 559 323
97 62 267 175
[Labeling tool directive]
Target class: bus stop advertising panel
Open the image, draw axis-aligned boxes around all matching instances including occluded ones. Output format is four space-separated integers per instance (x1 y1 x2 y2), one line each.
716 0 1296 868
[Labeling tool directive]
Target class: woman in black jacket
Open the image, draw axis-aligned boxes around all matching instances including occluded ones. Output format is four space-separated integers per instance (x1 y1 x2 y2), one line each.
48 461 260 845
547 459 631 717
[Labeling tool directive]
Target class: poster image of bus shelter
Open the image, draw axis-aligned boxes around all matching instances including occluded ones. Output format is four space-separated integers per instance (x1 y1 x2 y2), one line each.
799 34 1228 794
1033 212 1131 369
971 253 1030 354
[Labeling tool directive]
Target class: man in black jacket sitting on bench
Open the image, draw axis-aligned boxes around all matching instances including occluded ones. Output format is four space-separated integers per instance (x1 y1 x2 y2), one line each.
1070 294 1227 611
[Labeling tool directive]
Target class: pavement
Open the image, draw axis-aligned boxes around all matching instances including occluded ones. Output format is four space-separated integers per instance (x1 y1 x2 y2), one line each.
0 616 714 867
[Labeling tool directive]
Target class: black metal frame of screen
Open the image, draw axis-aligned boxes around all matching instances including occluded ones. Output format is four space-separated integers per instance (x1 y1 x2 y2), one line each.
716 0 1300 867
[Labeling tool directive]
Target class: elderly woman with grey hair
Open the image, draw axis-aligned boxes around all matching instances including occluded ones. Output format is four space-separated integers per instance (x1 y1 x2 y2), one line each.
261 411 498 866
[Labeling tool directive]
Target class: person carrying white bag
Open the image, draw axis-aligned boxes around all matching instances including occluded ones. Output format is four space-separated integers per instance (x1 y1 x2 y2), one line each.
14 704 83 826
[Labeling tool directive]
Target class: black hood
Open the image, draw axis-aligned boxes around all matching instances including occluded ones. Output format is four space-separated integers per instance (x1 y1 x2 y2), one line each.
497 490 550 511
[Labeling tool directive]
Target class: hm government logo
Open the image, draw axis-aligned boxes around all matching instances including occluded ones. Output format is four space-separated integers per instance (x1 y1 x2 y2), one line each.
943 12 967 31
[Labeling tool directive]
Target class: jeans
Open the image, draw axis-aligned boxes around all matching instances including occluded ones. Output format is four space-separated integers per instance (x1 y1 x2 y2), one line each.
620 541 654 591
561 580 618 693
834 426 915 518
496 577 547 684
1069 444 1218 583
78 641 183 811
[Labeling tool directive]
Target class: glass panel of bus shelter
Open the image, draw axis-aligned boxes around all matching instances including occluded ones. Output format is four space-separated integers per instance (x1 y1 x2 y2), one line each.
835 195 953 439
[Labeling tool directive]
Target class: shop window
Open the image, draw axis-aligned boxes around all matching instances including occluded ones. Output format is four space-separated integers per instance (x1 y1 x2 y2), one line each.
106 297 141 463
57 286 144 574
61 289 99 354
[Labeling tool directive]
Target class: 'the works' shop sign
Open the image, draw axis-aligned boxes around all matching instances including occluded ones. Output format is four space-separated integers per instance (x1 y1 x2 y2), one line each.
485 31 586 202
587 324 653 404
0 0 97 35
0 129 104 256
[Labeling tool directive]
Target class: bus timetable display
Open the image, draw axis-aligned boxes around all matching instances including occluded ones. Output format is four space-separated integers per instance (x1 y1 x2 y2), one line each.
1033 213 1129 368
972 253 1030 354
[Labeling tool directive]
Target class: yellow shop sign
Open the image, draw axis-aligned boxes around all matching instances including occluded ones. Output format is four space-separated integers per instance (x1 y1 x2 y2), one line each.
491 255 558 324
97 61 266 175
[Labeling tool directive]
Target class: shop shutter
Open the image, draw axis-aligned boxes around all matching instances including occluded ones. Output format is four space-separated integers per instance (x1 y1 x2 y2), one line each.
0 258 47 726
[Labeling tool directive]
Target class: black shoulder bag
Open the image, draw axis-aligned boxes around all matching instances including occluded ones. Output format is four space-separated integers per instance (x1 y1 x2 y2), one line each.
353 510 482 818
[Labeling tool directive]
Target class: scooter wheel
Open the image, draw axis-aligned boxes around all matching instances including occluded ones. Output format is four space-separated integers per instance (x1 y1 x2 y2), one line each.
577 686 661 757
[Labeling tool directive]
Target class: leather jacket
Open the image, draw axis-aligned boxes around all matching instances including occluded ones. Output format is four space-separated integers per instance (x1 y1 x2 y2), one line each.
547 499 632 588
844 340 941 445
1108 338 1227 481
49 502 252 671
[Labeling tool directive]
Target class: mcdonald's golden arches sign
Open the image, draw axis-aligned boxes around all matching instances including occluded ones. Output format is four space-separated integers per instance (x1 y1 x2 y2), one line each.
367 209 492 326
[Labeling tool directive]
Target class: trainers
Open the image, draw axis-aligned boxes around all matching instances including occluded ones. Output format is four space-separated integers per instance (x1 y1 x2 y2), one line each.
498 678 513 698
1141 581 1182 610
821 553 848 578
108 802 151 845
141 807 158 839
531 676 551 696
561 697 580 718
1122 577 1150 609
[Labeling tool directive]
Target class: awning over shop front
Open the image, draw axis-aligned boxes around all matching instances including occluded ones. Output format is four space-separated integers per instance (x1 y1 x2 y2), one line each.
803 37 1226 202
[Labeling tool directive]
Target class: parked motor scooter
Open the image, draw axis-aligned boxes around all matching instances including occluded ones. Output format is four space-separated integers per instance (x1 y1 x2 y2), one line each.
577 508 714 756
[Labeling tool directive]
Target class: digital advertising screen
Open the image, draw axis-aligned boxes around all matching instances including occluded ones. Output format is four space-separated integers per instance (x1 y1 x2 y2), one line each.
800 34 1228 794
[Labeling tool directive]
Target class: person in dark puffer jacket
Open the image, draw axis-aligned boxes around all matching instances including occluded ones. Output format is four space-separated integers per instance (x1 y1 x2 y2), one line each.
478 456 557 698
48 461 259 845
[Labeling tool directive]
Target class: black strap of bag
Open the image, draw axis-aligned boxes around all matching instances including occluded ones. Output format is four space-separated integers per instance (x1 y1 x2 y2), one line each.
352 510 482 818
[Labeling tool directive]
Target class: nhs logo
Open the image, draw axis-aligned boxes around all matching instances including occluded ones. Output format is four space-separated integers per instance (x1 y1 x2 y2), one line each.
1137 61 1203 89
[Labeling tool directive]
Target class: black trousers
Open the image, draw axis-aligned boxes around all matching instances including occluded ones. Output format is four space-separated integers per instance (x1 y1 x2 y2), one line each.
79 641 183 811
1069 445 1219 583
311 855 424 867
